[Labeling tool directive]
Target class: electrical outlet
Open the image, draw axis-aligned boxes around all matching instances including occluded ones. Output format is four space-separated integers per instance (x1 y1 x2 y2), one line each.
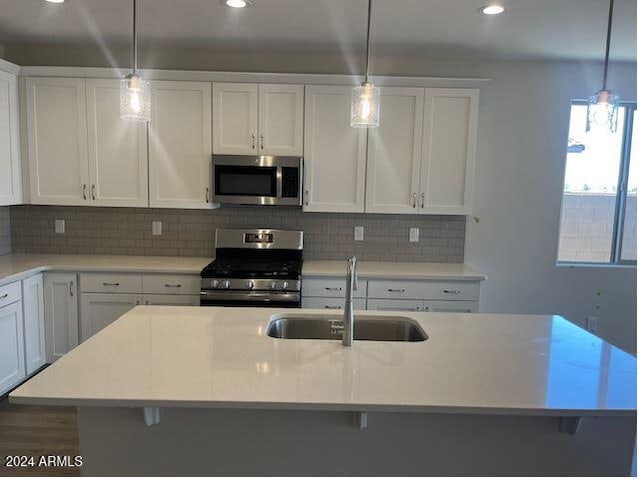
409 227 419 243
354 226 364 242
54 219 65 234
152 221 162 236
586 317 598 333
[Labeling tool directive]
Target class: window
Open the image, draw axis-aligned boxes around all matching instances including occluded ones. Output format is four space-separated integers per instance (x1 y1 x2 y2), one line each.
557 102 637 265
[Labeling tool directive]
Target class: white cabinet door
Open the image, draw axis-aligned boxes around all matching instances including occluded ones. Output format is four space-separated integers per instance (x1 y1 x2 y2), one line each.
44 273 79 362
366 298 424 312
143 294 200 306
365 87 424 214
213 83 258 155
86 79 149 207
301 297 366 310
149 81 213 209
26 77 90 206
22 273 45 375
424 300 478 313
80 293 140 341
258 84 303 156
0 70 21 206
303 85 367 212
420 88 478 214
0 301 25 395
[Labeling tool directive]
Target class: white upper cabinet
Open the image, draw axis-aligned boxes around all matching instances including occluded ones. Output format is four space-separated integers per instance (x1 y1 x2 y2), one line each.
213 83 258 155
420 88 478 214
26 77 90 206
0 70 21 206
365 87 424 214
258 84 304 156
149 81 213 209
86 79 149 207
303 85 367 212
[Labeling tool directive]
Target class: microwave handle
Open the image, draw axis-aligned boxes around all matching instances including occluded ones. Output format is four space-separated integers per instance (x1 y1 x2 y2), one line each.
276 166 283 198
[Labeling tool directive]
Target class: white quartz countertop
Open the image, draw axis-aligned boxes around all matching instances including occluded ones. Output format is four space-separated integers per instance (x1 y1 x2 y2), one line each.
0 254 485 285
302 260 486 280
10 306 635 416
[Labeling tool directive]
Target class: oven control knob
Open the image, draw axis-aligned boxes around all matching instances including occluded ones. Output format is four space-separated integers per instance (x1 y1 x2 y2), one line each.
245 281 254 289
223 280 232 289
281 281 289 290
271 281 278 290
211 280 220 288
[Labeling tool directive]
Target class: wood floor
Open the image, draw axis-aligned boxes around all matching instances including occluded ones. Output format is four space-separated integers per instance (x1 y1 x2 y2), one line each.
0 397 80 477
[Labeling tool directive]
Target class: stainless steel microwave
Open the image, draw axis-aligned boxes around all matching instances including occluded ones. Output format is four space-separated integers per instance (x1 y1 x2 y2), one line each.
212 155 303 206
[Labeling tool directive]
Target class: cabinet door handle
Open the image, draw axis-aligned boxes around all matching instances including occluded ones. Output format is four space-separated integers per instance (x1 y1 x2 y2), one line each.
305 190 309 206
145 300 151 305
325 287 342 292
412 193 417 208
82 184 87 200
164 284 182 288
443 289 462 295
0 293 7 299
69 281 74 297
251 134 256 150
102 282 121 287
324 305 341 309
421 192 425 209
205 187 210 203
135 300 140 305
91 184 96 201
387 288 405 293
260 134 265 150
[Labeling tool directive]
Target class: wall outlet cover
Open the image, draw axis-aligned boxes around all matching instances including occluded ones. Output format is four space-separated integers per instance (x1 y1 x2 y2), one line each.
54 219 65 234
409 227 419 243
152 221 162 236
354 226 364 242
586 316 598 333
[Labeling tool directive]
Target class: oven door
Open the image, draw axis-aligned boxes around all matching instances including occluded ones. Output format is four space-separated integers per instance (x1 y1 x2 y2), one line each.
212 155 301 206
200 290 301 308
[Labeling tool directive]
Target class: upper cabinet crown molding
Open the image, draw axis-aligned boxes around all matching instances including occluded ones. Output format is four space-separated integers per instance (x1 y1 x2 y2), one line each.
213 83 303 156
0 69 22 206
148 80 214 209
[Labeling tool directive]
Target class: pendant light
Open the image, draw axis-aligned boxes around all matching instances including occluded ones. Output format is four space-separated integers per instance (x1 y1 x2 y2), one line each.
587 0 619 133
120 0 150 122
351 0 380 128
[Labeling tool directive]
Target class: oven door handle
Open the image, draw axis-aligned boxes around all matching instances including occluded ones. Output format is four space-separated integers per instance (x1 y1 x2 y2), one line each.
200 291 300 303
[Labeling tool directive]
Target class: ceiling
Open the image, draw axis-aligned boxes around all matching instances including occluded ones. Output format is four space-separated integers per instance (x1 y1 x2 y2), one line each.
0 0 636 67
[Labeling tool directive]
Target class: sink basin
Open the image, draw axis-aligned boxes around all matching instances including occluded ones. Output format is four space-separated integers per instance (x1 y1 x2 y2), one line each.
267 315 428 342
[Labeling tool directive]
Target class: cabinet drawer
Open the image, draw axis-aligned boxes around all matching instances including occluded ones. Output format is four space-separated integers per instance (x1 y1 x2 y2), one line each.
142 274 201 295
367 298 423 312
0 281 21 308
80 273 143 294
302 278 366 298
144 294 200 306
368 280 479 301
302 297 366 311
425 300 478 313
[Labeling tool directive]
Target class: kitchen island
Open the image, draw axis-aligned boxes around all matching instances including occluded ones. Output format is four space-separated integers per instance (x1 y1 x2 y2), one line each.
10 306 636 476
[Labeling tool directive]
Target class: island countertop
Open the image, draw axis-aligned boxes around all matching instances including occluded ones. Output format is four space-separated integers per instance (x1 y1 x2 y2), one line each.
10 306 635 416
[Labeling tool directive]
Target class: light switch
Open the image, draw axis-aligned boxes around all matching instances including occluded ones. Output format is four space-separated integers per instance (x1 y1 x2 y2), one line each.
55 219 65 234
152 221 162 236
409 227 419 243
354 226 364 242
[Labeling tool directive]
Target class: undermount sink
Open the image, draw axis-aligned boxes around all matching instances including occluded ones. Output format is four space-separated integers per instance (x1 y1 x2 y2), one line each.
267 315 428 342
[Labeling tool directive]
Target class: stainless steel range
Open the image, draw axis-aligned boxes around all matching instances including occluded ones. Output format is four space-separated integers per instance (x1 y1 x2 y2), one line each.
200 228 303 308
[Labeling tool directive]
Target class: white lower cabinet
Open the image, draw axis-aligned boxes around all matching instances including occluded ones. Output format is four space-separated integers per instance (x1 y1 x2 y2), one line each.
44 273 79 363
144 294 200 306
22 273 46 375
80 293 141 342
0 299 25 395
367 298 424 312
302 297 366 311
424 300 478 313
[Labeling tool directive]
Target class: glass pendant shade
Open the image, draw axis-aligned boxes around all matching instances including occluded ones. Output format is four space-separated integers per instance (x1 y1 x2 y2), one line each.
350 82 381 128
120 73 150 122
587 89 619 133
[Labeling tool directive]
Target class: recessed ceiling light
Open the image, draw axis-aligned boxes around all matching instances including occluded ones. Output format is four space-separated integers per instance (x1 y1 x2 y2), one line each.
45 0 65 3
480 4 506 15
224 0 250 8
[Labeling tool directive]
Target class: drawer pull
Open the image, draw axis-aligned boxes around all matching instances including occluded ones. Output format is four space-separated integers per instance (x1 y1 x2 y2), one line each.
102 282 121 287
443 290 461 294
324 305 341 309
325 287 342 291
164 284 183 288
387 289 405 293
0 293 7 299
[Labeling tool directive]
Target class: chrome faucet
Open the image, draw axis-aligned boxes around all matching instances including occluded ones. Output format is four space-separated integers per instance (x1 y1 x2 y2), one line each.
342 257 358 346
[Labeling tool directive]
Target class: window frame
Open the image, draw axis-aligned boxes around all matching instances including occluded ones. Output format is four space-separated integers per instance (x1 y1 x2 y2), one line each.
557 100 637 267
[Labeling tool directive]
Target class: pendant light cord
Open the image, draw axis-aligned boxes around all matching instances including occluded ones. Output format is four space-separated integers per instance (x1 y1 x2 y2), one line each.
132 0 138 74
364 0 373 82
602 0 614 90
